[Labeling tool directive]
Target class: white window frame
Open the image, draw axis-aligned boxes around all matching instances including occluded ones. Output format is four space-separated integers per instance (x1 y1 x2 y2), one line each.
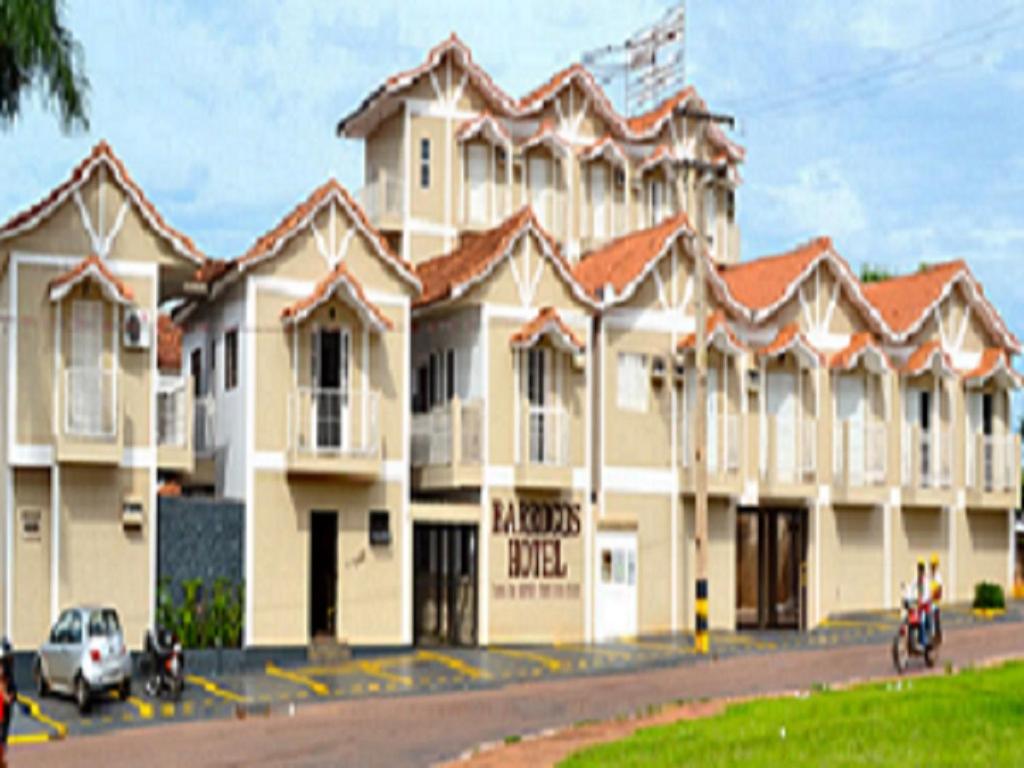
617 352 649 413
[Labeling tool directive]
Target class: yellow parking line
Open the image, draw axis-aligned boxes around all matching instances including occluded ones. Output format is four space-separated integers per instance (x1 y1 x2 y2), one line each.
416 650 492 680
819 618 891 632
265 662 328 696
126 696 154 719
17 693 67 739
490 647 564 672
10 733 52 745
186 674 250 704
161 703 176 718
358 660 412 686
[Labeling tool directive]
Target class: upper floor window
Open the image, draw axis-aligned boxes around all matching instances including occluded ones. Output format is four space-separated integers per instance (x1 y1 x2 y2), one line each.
648 180 665 227
704 186 718 253
426 348 455 408
528 155 550 229
617 353 648 412
191 348 202 396
466 144 488 224
420 138 431 189
224 328 238 392
590 164 608 239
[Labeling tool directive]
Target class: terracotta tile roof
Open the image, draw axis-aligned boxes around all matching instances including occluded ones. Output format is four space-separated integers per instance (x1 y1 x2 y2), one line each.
0 141 205 266
337 33 516 136
456 111 511 144
574 213 693 298
677 310 744 354
194 258 233 284
237 178 419 290
519 119 568 152
718 237 833 313
157 481 182 497
415 207 593 309
829 331 892 371
280 261 393 331
157 314 183 371
625 87 698 135
516 63 625 135
756 323 823 365
48 254 135 304
517 64 588 109
902 340 956 377
578 134 627 167
961 347 1021 386
862 261 966 335
510 307 584 352
638 144 676 174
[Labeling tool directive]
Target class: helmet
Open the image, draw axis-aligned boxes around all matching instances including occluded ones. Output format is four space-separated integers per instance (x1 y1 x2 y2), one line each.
930 553 940 567
0 637 10 659
917 557 926 568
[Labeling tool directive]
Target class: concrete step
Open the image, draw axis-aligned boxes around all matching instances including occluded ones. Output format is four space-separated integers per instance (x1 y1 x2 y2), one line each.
308 637 352 664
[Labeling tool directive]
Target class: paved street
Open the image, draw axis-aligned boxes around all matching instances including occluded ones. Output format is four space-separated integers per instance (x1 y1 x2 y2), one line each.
7 604 1022 766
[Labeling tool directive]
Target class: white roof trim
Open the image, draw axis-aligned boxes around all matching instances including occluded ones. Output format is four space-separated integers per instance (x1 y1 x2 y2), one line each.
48 262 133 306
579 138 628 169
511 317 583 354
457 114 510 146
964 356 1023 389
282 273 389 333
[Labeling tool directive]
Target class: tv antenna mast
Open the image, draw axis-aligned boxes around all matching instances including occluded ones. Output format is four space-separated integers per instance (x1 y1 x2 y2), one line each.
582 3 687 116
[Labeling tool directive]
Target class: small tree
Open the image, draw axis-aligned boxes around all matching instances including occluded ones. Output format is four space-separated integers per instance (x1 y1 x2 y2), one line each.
0 0 89 131
859 263 894 283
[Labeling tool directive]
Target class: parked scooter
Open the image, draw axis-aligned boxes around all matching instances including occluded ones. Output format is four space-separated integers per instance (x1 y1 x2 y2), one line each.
142 627 184 701
892 582 941 673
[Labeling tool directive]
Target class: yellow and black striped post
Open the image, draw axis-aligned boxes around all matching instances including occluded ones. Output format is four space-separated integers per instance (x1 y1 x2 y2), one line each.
695 577 709 653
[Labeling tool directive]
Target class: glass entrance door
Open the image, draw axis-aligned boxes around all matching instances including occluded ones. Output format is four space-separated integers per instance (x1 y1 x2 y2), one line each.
413 524 478 646
736 508 806 630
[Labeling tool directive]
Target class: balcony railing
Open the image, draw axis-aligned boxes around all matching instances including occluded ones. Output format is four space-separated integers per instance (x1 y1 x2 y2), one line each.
833 419 887 487
288 388 379 458
194 394 216 455
64 367 117 440
969 434 1018 493
157 382 189 447
411 398 483 468
902 425 952 490
761 415 816 485
524 405 570 467
358 175 403 224
680 413 741 476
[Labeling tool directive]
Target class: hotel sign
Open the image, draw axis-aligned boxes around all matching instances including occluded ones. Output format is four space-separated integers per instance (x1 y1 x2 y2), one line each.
491 499 582 600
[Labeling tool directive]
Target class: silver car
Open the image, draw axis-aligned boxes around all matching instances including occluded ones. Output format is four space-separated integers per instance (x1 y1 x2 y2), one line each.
34 605 132 713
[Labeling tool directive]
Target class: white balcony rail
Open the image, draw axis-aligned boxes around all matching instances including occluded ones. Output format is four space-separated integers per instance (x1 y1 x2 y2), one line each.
832 420 887 487
194 394 216 455
64 367 116 440
289 388 379 457
526 405 569 467
411 399 483 468
761 415 816 485
157 382 188 448
980 434 1017 493
358 175 403 223
915 429 952 489
680 413 741 476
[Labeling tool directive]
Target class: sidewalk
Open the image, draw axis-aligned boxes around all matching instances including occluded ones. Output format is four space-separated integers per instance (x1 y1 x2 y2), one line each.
11 619 1024 768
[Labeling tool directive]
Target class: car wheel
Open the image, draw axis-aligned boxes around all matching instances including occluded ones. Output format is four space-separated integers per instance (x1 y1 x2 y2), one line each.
34 658 49 697
75 675 91 714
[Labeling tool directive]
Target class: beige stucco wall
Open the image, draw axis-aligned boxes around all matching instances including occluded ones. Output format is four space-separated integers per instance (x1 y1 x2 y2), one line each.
826 505 884 613
958 510 1010 597
12 468 51 647
250 470 405 646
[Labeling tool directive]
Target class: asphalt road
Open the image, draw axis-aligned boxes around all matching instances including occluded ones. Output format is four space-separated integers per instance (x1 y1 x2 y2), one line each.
8 606 1023 767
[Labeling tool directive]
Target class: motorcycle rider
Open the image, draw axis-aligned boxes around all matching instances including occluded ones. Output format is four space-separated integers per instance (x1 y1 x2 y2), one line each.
0 638 15 759
929 553 943 642
915 558 931 648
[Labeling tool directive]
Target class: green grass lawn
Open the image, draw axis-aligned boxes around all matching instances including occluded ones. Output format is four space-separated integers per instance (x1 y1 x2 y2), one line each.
560 662 1024 767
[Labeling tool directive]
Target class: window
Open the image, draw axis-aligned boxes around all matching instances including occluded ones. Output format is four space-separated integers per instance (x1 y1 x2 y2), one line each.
705 186 718 255
190 348 203 396
591 164 607 239
420 138 431 189
649 180 665 226
427 349 455 407
617 353 648 412
209 338 216 371
369 510 391 546
467 143 488 223
224 328 238 392
20 508 41 540
88 609 121 638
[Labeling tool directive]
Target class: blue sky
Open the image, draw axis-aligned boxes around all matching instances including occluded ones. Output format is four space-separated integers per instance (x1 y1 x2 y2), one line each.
3 0 1024 344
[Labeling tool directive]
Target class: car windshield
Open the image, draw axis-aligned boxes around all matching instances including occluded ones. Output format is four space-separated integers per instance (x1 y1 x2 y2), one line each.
88 609 121 637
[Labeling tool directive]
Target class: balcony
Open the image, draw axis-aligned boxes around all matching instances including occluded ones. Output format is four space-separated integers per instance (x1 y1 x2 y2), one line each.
966 433 1020 509
157 381 194 472
411 398 483 491
56 367 122 464
679 413 742 496
832 420 888 504
760 416 817 496
901 425 953 506
515 405 571 489
358 173 403 230
287 388 381 478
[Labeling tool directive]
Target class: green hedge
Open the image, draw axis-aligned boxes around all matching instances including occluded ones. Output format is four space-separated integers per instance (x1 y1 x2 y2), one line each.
157 576 245 649
973 581 1005 610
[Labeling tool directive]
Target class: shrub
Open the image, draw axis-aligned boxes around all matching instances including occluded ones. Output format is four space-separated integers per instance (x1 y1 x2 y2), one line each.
155 576 246 649
973 582 1005 610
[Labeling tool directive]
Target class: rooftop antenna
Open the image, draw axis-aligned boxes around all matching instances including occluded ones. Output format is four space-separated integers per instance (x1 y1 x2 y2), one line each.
582 2 686 115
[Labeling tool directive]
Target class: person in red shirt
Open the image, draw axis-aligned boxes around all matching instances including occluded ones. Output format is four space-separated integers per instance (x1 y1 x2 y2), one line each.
0 666 8 768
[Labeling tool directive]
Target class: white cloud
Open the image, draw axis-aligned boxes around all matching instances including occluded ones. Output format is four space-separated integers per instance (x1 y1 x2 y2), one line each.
755 159 867 242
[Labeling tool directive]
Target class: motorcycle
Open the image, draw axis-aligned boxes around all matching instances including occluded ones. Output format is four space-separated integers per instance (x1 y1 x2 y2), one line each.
142 627 184 701
892 582 941 674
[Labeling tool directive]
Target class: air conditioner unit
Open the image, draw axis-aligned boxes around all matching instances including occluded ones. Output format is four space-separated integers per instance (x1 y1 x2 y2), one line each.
123 308 151 349
571 352 586 371
121 499 144 530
